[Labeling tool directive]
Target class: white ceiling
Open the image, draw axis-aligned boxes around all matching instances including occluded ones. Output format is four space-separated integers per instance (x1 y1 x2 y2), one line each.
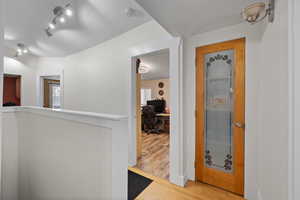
140 49 169 80
4 0 151 57
135 0 266 37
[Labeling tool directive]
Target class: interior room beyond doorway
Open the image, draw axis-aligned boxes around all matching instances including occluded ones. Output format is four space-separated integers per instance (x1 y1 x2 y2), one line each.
136 49 170 180
42 76 61 109
3 74 21 107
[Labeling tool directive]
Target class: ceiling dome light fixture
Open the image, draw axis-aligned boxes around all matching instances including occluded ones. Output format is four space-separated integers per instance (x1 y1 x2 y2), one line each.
15 43 29 57
45 3 73 37
139 65 151 74
242 0 275 24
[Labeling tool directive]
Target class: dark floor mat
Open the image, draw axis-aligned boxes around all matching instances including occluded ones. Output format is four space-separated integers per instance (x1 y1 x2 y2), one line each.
128 170 153 200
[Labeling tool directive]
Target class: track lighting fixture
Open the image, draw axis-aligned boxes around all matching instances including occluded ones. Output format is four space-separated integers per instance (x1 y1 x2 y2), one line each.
15 43 29 57
45 3 73 37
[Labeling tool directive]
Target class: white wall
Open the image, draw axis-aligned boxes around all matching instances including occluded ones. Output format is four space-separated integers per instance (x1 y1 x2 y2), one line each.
1 111 18 200
141 78 170 107
257 0 289 199
4 56 38 106
0 0 4 197
2 107 128 200
36 21 171 115
0 0 3 107
18 112 112 200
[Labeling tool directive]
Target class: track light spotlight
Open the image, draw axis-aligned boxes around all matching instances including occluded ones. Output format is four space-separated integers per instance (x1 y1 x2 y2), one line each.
65 8 73 17
59 16 66 23
49 23 55 30
45 3 74 37
15 43 29 57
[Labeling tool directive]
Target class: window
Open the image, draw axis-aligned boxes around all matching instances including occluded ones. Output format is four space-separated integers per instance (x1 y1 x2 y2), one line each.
51 84 61 109
141 88 151 106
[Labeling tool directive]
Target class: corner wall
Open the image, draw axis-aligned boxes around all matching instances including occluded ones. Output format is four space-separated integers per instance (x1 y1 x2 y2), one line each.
257 0 289 199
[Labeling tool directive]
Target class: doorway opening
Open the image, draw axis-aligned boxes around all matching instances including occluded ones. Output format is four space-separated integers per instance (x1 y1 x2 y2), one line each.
41 76 61 109
3 74 21 107
135 49 171 180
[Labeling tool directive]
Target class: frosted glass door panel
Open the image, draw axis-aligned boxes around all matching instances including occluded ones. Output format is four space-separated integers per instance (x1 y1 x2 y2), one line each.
204 50 234 173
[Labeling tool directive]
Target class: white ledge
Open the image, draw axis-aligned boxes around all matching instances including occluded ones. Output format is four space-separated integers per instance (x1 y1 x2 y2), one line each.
1 107 18 113
1 106 128 128
2 106 127 121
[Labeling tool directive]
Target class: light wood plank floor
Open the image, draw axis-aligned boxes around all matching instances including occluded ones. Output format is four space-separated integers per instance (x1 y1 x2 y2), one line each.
136 132 169 180
129 167 245 200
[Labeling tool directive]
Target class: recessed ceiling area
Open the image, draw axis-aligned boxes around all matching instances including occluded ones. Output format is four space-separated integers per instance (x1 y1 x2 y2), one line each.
135 0 266 37
4 0 151 57
139 49 169 80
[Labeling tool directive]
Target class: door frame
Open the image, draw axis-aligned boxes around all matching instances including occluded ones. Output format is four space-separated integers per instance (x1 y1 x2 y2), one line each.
289 0 299 199
129 37 185 186
43 79 60 108
3 74 22 106
195 38 245 195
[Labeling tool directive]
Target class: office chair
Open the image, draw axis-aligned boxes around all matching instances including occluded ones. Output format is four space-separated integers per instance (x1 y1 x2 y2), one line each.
142 105 163 134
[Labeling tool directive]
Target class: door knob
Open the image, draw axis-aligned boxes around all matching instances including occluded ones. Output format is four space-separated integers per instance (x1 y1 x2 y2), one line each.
233 122 245 129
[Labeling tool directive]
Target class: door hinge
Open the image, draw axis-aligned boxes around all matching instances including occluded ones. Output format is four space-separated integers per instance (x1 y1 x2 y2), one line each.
195 110 197 118
194 161 197 168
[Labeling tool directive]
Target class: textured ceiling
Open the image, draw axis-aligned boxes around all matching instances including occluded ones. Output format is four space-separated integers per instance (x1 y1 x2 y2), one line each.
135 0 266 36
4 0 151 57
140 49 169 80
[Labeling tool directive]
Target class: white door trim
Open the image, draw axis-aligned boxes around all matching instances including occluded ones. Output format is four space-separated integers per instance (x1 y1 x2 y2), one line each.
288 0 297 199
128 37 186 186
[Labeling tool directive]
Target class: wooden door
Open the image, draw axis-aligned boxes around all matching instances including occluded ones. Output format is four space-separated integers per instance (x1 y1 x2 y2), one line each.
136 59 142 159
195 38 245 195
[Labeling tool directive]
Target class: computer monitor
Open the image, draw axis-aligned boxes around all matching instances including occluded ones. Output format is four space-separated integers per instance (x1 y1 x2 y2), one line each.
147 99 166 113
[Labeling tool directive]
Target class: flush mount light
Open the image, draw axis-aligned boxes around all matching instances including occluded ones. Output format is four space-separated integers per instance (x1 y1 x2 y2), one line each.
15 43 29 57
45 3 73 37
242 0 275 24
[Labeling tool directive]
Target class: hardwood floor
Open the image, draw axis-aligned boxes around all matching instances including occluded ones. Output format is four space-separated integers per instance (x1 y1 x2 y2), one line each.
136 132 169 180
129 167 245 200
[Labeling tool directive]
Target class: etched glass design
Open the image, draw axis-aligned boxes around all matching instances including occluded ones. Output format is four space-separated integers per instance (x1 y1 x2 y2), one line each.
204 50 234 173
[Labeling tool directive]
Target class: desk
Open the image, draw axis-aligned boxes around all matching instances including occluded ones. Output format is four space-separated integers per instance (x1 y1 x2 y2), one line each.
156 113 171 117
156 113 170 133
